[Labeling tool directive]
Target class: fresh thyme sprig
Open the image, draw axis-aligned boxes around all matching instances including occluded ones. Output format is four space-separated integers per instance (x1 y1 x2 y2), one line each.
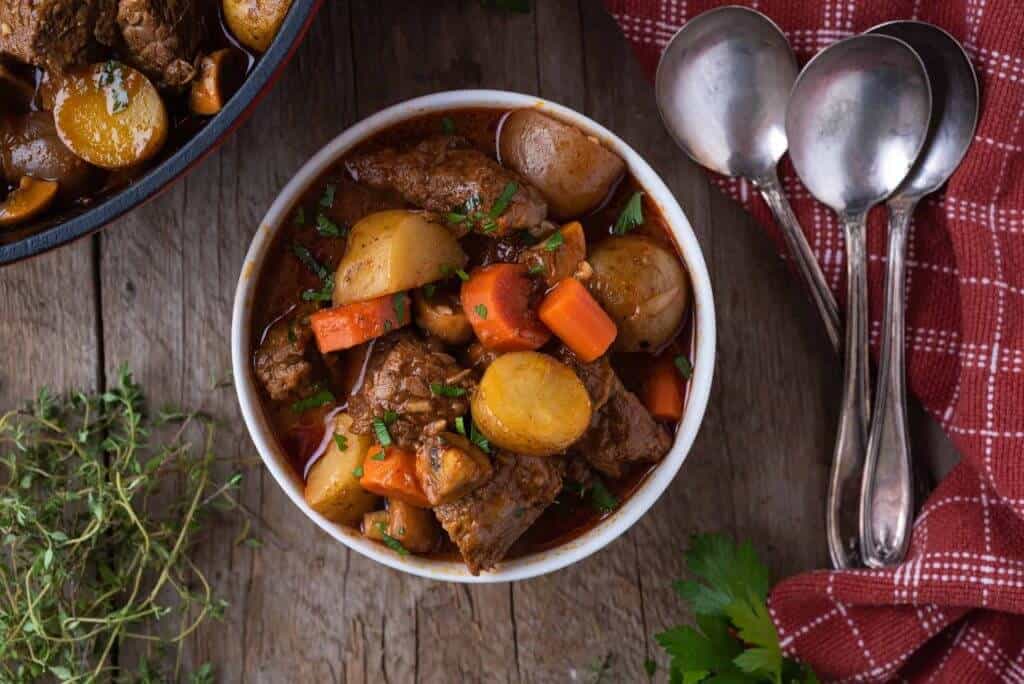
0 366 252 682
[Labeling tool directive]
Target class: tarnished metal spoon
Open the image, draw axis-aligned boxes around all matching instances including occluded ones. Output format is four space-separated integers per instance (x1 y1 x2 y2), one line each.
786 35 932 568
656 6 840 349
858 22 979 569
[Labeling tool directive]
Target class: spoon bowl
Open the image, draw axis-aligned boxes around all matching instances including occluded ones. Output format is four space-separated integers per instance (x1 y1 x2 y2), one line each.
786 33 932 569
656 5 797 179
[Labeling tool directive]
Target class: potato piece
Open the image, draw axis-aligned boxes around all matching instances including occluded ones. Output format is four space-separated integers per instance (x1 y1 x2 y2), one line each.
189 48 249 116
0 176 58 227
386 499 439 554
304 413 378 525
415 433 493 505
413 287 473 345
223 0 294 53
471 352 592 457
53 61 168 170
362 510 390 541
587 235 689 352
499 109 625 219
333 210 468 306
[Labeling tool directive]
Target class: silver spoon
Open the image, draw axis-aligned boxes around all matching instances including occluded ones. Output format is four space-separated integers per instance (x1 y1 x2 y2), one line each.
656 6 840 349
858 22 979 568
786 35 932 568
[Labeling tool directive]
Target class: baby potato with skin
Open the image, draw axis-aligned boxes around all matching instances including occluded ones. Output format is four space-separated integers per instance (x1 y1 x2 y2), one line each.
53 62 168 170
223 0 294 53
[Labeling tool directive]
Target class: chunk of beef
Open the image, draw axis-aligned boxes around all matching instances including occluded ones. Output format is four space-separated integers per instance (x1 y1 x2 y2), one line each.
574 373 672 478
117 0 204 88
346 136 547 235
553 345 615 411
348 333 473 448
253 315 314 401
416 432 493 506
434 452 562 574
0 0 116 73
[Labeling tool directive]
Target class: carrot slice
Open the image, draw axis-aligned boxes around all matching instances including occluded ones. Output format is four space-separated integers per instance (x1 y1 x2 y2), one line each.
309 292 411 353
461 263 551 351
538 277 617 362
360 444 430 508
642 356 685 422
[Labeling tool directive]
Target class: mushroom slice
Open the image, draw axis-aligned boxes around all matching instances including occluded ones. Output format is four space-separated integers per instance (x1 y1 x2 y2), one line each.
0 177 59 227
189 48 249 116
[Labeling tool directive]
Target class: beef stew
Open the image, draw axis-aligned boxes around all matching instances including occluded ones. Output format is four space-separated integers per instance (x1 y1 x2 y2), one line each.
0 0 294 233
250 107 695 574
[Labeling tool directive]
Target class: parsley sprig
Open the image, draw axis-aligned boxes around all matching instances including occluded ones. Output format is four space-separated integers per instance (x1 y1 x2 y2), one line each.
656 534 818 684
291 244 335 302
447 182 518 234
613 191 644 235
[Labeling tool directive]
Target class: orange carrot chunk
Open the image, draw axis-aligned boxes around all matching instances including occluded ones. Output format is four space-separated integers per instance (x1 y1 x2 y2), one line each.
360 444 431 508
642 356 685 422
461 263 551 352
309 292 411 353
538 277 617 363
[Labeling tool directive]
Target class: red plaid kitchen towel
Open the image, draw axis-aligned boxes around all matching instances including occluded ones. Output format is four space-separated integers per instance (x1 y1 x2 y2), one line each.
604 0 1024 681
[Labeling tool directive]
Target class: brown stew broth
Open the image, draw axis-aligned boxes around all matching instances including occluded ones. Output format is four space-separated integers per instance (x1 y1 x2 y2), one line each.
250 107 695 558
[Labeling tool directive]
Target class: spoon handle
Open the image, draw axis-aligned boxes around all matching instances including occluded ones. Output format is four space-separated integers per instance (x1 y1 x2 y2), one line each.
828 211 872 569
756 169 841 349
860 200 915 567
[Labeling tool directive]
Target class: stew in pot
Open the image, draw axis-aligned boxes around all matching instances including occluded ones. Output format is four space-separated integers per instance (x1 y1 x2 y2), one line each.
0 0 294 233
250 107 695 574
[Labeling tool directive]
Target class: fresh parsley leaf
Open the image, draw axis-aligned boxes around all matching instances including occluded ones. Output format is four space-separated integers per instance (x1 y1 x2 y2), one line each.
490 182 518 218
371 449 387 461
316 213 346 238
291 244 329 280
333 433 348 451
544 230 564 252
320 183 337 208
475 304 488 319
675 355 694 379
393 293 407 323
455 268 470 282
469 422 491 454
376 523 409 555
447 212 468 225
291 389 335 413
441 116 456 134
590 479 618 513
423 283 437 298
372 418 393 446
430 383 466 398
301 277 334 302
614 191 644 235
352 465 364 478
455 416 467 436
382 410 398 425
528 262 545 275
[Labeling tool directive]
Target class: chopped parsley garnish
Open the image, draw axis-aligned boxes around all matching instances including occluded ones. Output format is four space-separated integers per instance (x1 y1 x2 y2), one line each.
613 191 644 235
393 293 407 322
319 183 337 208
474 304 488 319
430 383 467 398
543 230 564 252
315 213 346 237
674 355 693 379
590 479 618 513
489 182 518 218
333 433 348 451
423 283 437 298
455 268 470 282
98 60 129 113
372 418 393 446
447 212 467 225
382 410 398 425
441 116 456 134
455 416 467 436
371 449 387 461
352 465 363 478
440 264 470 281
528 262 546 276
376 523 410 555
291 388 335 414
480 216 498 234
291 244 334 302
469 422 491 454
294 206 306 225
302 278 334 302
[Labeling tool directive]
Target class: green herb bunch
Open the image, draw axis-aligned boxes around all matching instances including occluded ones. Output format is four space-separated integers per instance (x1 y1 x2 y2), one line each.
0 367 247 682
656 534 818 684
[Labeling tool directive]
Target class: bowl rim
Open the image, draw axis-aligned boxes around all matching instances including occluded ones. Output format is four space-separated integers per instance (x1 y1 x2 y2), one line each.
231 89 717 583
0 0 323 266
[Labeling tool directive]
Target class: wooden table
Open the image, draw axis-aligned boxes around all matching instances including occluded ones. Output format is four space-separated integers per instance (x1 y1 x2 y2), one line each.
0 2 959 681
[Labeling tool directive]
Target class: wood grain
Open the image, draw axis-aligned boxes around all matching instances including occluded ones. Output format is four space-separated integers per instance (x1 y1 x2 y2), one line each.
0 1 963 681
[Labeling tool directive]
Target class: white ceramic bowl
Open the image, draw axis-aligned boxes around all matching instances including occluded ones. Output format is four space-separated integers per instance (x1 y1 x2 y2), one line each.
232 90 716 583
